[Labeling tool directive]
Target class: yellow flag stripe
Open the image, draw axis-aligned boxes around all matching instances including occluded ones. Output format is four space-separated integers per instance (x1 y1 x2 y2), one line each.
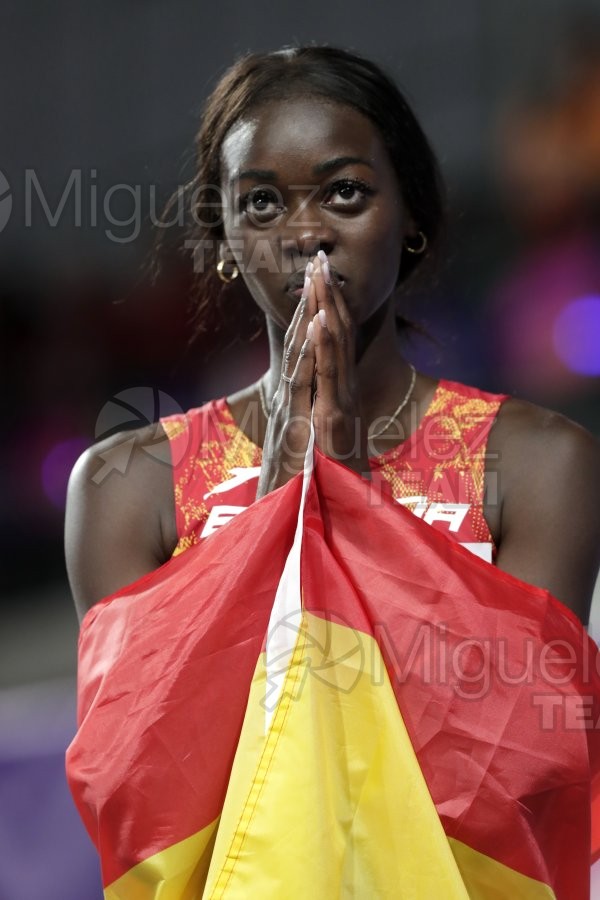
206 612 467 898
105 615 557 899
104 817 219 899
209 617 308 897
449 837 555 899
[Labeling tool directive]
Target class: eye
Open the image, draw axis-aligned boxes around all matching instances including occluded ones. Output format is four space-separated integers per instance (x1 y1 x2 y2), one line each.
323 178 374 210
239 186 285 223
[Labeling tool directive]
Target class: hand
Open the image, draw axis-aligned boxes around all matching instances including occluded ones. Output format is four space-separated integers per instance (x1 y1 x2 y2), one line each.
256 251 370 499
256 259 317 498
310 251 371 480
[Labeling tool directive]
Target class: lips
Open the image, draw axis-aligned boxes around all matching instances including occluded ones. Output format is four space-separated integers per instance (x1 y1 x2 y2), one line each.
285 265 346 295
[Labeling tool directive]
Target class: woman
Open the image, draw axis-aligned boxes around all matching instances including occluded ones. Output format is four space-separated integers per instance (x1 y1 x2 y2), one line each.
65 46 600 898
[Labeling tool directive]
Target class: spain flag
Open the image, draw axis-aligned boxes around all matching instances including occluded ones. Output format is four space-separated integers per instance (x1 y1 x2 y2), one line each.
66 429 600 898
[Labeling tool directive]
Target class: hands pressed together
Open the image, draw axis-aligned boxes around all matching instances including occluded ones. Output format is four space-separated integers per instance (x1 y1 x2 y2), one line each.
257 251 371 498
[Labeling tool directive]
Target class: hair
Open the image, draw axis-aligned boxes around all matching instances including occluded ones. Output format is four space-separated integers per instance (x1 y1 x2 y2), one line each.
155 45 446 342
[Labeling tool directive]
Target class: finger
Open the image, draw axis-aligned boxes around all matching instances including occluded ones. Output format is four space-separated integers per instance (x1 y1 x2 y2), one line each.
283 260 315 348
288 315 317 407
313 254 353 386
312 309 340 412
280 299 316 424
312 256 341 333
282 262 317 381
317 249 353 331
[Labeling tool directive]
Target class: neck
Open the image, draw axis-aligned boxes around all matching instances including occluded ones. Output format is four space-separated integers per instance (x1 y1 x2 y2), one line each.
264 317 288 397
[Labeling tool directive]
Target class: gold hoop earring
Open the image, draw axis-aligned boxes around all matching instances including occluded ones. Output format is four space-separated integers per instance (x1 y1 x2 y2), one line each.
404 231 428 255
216 259 239 283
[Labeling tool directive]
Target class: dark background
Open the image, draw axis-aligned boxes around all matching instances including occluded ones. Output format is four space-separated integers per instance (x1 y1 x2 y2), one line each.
1 2 600 895
1 0 600 672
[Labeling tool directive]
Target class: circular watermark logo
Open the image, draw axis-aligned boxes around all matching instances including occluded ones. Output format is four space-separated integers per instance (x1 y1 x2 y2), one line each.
262 609 365 711
92 387 185 484
0 170 13 232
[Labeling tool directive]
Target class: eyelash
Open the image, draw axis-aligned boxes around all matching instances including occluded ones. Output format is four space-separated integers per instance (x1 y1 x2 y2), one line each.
324 177 374 205
238 177 374 218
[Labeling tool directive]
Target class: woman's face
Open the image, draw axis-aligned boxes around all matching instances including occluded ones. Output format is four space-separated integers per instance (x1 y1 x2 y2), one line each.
220 96 415 331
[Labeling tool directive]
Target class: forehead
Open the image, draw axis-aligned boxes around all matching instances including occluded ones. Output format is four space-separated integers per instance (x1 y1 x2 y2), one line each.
221 96 394 184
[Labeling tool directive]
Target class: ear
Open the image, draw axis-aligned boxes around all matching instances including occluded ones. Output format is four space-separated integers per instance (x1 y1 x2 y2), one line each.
218 241 232 263
402 216 419 241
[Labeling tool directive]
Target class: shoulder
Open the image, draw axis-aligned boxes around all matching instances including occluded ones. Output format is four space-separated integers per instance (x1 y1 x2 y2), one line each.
490 396 599 478
68 419 176 502
65 422 178 621
488 397 600 622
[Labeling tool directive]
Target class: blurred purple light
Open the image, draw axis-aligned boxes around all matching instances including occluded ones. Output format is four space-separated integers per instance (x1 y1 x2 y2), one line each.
41 438 89 510
553 296 600 376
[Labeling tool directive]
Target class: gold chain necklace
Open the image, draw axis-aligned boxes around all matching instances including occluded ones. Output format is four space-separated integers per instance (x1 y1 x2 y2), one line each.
258 377 271 420
368 364 417 440
257 364 417 439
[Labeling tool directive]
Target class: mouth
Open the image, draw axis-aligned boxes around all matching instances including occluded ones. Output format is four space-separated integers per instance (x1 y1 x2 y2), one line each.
285 265 346 297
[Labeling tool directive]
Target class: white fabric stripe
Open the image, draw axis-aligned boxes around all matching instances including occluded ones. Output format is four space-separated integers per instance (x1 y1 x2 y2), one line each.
591 857 600 895
263 414 315 733
460 542 493 563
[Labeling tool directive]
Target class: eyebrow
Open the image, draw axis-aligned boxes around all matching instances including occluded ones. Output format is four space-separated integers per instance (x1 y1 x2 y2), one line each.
312 156 374 175
231 168 276 185
231 156 374 185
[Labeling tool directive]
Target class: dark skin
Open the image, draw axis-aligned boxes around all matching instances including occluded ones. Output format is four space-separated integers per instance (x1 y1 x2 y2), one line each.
65 97 600 626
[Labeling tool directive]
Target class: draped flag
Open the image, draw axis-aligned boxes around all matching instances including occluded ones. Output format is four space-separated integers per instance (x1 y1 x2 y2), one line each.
67 427 600 898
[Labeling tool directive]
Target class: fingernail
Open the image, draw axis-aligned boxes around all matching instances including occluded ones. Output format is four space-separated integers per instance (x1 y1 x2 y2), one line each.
318 309 327 329
317 250 331 284
305 260 314 277
306 320 314 340
301 274 311 299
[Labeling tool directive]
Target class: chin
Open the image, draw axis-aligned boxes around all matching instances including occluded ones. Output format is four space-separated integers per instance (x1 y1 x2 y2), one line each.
355 297 394 330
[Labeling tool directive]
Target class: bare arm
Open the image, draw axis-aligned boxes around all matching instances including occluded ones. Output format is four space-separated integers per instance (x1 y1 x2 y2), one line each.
487 400 600 625
64 424 177 622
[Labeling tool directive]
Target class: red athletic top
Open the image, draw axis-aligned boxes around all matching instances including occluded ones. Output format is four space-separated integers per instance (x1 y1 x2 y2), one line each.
161 379 507 564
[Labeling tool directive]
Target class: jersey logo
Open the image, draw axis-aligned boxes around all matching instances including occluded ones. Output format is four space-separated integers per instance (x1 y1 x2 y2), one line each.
397 495 469 532
198 476 492 563
203 467 261 499
200 467 261 538
201 505 249 538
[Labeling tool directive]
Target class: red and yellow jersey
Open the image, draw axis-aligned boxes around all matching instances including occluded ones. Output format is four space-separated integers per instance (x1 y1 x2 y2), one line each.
161 378 507 563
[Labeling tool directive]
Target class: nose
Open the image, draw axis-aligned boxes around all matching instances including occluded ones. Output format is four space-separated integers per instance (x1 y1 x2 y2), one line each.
279 202 337 263
281 230 337 258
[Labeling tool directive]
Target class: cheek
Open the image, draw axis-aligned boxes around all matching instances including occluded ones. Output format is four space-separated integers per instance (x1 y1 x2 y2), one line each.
357 196 404 253
223 199 252 262
354 209 404 294
224 219 280 281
